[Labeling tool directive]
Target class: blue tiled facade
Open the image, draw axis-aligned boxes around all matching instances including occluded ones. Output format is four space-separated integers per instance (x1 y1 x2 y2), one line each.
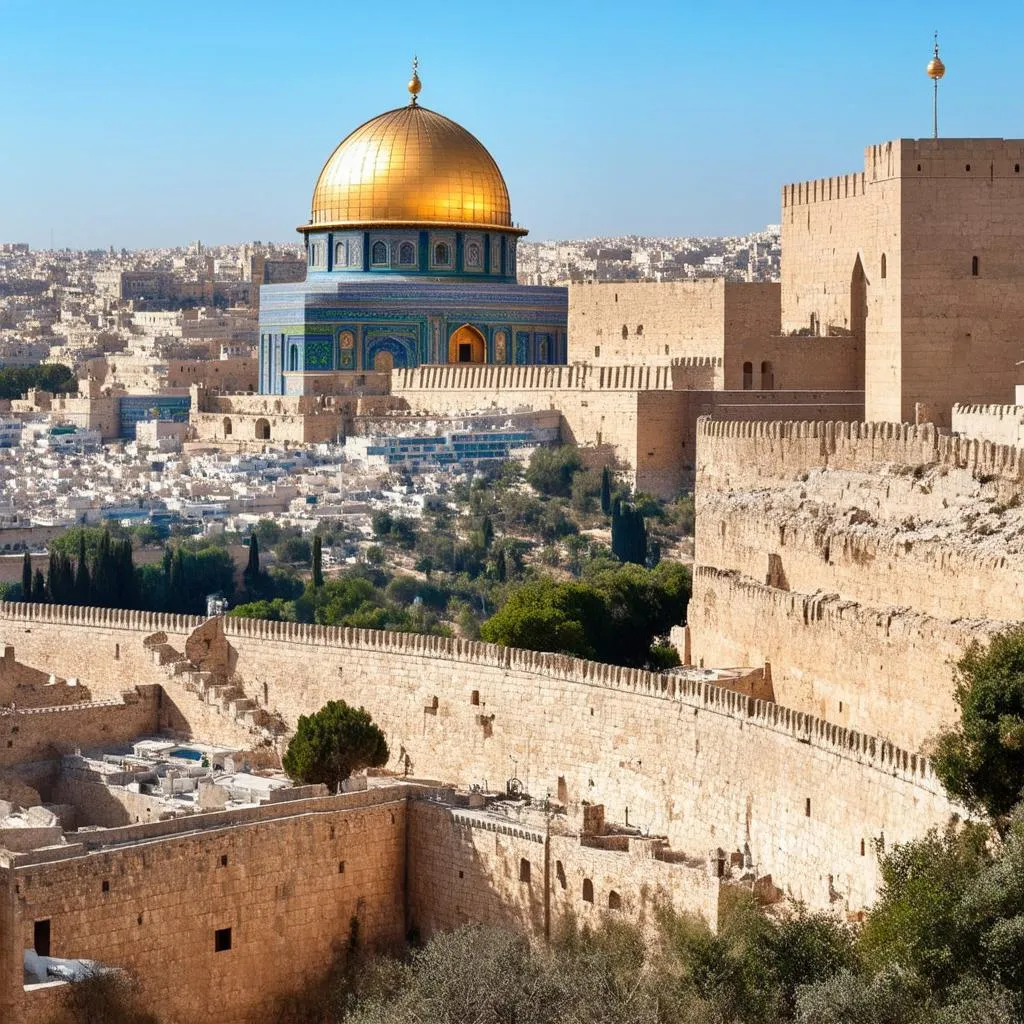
258 273 568 395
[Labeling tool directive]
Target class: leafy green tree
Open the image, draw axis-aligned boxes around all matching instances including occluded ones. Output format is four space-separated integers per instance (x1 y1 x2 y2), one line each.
859 821 992 992
480 578 605 660
933 627 1024 820
283 700 389 788
228 598 294 622
525 445 583 498
276 536 311 565
0 363 76 401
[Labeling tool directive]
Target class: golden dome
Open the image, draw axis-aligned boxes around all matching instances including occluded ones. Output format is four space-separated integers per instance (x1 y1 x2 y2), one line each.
307 103 520 233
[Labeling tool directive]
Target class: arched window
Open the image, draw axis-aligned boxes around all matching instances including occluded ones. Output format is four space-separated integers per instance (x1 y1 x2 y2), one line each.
880 253 886 279
621 324 628 340
288 346 299 372
466 242 481 267
335 241 346 265
761 360 774 390
222 417 232 436
742 361 753 390
399 241 416 266
254 418 270 441
433 241 451 266
371 241 388 265
972 255 979 277
608 891 622 911
582 879 594 903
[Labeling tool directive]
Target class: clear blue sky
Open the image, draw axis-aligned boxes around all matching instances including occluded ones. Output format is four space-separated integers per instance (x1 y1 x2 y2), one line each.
1 0 1020 249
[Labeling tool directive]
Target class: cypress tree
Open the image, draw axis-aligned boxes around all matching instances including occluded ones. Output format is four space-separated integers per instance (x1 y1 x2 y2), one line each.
495 546 507 583
311 534 324 589
610 502 624 562
21 551 31 601
32 569 47 603
600 466 612 515
169 548 186 613
481 515 494 551
74 534 91 605
92 530 116 607
244 535 260 590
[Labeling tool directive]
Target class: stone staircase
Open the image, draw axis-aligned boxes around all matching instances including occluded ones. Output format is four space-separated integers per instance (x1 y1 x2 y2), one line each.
145 635 286 744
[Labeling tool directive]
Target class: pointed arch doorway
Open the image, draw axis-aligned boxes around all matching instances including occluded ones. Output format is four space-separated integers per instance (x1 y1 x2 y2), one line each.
448 324 486 364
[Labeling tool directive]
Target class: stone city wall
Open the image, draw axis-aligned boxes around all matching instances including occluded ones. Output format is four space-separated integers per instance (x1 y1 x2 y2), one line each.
409 801 721 942
567 280 779 367
695 418 1024 499
690 417 1024 748
0 688 160 767
2 787 409 1024
696 493 1023 625
686 567 992 749
0 603 961 913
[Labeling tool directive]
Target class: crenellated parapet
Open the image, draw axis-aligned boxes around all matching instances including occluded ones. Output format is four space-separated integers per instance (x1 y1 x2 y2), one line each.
393 363 681 393
0 600 947 795
782 172 867 208
696 416 1024 491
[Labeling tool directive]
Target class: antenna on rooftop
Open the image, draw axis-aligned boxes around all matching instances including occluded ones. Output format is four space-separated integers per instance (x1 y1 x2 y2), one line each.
926 31 946 139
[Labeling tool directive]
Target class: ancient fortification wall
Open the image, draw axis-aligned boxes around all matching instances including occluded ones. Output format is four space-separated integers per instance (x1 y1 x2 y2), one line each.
687 567 992 747
0 689 159 767
695 418 1024 496
408 802 721 941
567 280 779 367
4 788 409 1024
690 417 1024 749
0 603 959 914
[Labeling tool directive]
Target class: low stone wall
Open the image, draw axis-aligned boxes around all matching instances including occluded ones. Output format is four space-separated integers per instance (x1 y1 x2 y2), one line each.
0 688 160 767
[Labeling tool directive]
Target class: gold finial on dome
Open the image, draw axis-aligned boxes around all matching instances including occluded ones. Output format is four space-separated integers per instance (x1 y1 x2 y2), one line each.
408 55 422 106
926 32 945 80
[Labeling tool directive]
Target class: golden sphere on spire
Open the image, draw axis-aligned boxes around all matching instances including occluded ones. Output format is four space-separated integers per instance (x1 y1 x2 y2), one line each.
408 56 422 105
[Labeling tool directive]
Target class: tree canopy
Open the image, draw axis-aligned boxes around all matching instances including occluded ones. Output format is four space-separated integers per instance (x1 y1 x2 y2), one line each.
481 562 690 667
932 626 1024 820
282 700 389 788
